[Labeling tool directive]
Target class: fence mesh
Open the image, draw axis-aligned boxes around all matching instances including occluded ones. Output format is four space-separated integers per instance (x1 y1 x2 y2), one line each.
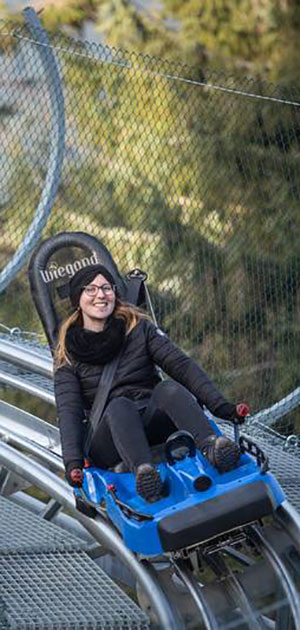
0 17 299 438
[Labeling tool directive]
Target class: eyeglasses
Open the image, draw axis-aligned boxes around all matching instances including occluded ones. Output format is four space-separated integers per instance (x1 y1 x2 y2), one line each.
83 283 115 297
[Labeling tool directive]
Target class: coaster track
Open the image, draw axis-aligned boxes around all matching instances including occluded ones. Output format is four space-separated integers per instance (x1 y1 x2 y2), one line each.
0 338 299 629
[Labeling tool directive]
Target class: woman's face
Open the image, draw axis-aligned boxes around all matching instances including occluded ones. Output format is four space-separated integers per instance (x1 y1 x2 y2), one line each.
79 273 116 331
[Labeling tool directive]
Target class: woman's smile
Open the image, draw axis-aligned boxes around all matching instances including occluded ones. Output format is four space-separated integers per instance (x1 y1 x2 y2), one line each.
92 300 111 313
79 273 116 330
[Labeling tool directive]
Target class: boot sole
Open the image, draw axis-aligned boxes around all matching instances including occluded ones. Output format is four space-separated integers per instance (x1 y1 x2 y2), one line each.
136 467 163 502
215 441 240 473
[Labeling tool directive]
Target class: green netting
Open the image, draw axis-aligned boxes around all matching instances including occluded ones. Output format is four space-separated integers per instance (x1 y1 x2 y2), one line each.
0 16 299 436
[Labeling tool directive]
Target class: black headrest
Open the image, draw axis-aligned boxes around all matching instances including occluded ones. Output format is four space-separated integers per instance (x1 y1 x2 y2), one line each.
28 231 127 352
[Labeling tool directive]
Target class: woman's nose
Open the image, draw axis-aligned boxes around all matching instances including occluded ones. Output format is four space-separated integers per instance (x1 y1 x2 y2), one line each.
95 286 106 296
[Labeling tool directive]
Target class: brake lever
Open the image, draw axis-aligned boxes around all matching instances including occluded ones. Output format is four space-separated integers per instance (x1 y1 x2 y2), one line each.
233 421 240 444
233 413 250 443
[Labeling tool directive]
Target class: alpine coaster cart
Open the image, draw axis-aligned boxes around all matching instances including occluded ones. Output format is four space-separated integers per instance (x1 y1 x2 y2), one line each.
29 231 300 629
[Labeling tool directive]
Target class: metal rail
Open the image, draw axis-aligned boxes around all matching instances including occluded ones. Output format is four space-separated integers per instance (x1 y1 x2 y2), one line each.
0 400 60 452
222 562 266 629
0 440 181 630
173 558 219 630
0 7 65 293
0 369 55 404
0 338 52 377
140 561 185 630
250 387 300 427
275 501 300 550
250 524 300 630
0 426 63 472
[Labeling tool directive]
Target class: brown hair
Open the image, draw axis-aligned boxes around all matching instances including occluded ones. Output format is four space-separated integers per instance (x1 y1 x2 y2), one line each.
54 298 150 369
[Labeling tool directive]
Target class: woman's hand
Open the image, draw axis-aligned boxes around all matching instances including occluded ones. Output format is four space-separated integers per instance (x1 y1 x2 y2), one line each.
235 403 250 424
66 460 84 487
213 401 250 424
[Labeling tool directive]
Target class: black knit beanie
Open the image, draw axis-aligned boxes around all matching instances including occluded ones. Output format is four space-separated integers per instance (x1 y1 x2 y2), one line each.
69 264 117 308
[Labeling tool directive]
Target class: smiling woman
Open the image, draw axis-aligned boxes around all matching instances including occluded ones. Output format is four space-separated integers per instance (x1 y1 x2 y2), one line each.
54 264 146 368
79 276 116 330
77 271 116 333
54 262 249 504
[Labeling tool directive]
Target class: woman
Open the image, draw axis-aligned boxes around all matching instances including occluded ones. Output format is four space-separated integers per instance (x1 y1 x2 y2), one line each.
54 264 249 502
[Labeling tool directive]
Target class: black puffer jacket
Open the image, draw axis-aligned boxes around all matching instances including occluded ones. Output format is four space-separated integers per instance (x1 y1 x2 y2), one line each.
54 320 231 466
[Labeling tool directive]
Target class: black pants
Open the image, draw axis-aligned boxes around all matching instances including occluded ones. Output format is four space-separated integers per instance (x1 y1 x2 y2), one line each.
89 380 215 471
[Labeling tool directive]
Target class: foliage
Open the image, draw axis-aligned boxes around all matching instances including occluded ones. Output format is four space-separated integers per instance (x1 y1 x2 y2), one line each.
30 0 99 30
162 0 300 82
20 0 299 85
0 11 299 433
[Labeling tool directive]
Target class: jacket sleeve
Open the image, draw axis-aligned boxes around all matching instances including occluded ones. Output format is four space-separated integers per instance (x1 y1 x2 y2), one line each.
145 322 231 416
54 364 86 467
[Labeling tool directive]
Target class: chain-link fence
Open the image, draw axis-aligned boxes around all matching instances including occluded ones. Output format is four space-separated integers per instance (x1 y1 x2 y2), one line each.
0 14 299 438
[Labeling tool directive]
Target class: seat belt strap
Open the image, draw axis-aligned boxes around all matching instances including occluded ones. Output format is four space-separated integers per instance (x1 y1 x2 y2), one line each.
84 347 124 454
85 268 147 454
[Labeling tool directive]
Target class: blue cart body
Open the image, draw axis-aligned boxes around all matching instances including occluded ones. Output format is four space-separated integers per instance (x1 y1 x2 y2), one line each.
76 430 285 556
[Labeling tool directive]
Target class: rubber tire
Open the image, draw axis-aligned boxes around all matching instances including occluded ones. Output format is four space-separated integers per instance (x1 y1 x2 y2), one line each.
75 495 97 519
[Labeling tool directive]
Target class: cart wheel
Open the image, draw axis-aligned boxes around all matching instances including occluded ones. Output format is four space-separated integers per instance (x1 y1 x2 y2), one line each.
75 495 97 519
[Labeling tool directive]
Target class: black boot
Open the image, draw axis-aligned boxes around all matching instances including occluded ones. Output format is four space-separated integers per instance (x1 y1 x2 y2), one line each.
135 463 163 502
199 435 240 473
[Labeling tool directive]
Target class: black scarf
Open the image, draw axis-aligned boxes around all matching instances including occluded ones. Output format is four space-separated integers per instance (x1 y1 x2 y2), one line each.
66 317 126 365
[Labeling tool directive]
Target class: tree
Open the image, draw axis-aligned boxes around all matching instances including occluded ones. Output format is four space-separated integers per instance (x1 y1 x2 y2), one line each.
163 0 300 82
27 0 99 30
0 0 299 422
